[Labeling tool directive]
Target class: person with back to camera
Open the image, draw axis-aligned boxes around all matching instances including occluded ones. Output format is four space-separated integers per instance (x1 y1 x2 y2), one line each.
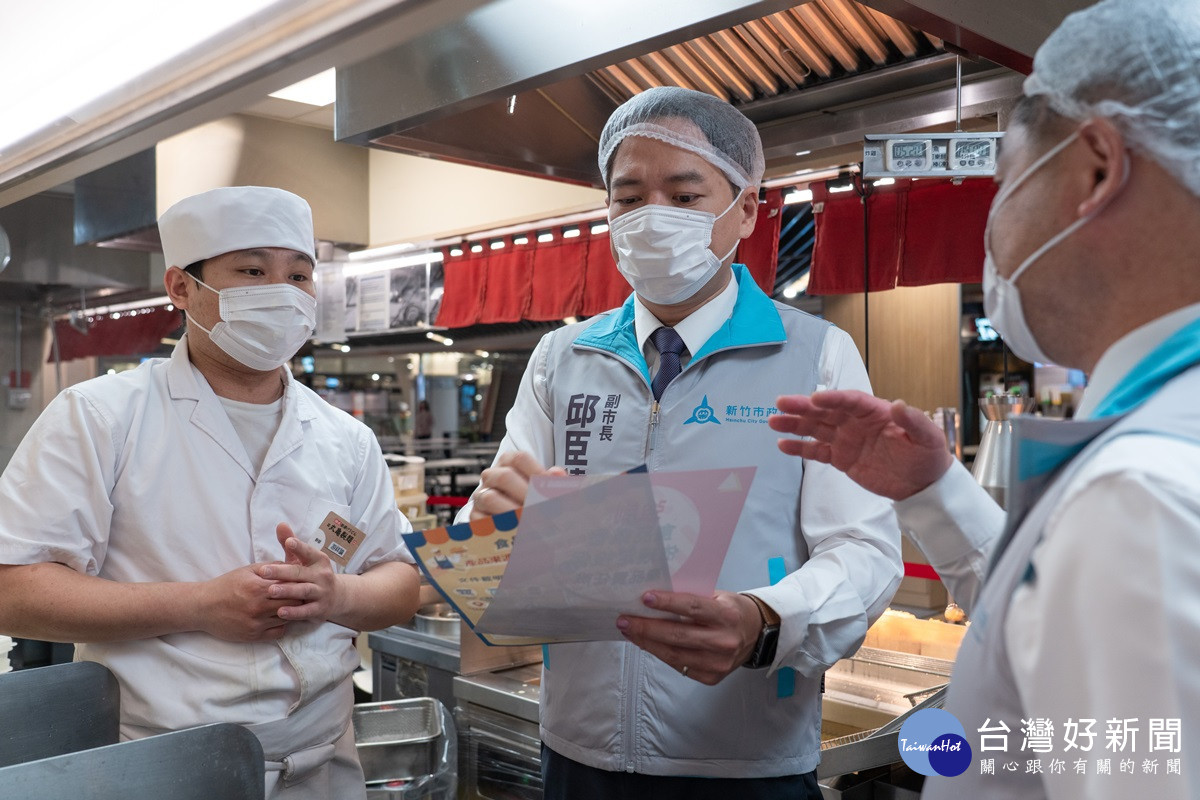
771 2 1200 796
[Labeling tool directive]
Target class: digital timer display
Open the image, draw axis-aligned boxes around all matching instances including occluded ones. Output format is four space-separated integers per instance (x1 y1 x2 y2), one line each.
892 141 928 160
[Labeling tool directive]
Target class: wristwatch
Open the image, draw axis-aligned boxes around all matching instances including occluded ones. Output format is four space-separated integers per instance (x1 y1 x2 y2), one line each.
742 593 781 669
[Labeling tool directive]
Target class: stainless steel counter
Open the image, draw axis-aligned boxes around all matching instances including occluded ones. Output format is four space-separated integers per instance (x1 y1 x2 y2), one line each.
452 663 541 725
369 625 463 713
370 626 462 675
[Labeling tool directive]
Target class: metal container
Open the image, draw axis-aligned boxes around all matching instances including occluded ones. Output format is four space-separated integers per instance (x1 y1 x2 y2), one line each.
971 394 1032 508
353 698 444 783
414 604 460 642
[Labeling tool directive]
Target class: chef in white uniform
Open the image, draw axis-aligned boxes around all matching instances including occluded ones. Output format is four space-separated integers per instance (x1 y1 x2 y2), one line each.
0 186 420 799
770 2 1200 797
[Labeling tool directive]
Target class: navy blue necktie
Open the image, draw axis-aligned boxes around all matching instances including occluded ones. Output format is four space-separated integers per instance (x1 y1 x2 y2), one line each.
650 326 686 401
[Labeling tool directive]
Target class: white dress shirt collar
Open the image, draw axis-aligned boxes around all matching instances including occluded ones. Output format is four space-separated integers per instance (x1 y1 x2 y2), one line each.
633 271 740 363
1076 302 1200 418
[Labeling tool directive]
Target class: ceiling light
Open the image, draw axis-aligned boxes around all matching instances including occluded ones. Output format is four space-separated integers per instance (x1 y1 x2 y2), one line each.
827 172 856 194
348 242 418 261
371 373 380 381
794 149 812 156
474 350 490 358
783 188 813 205
781 273 810 299
341 249 445 277
269 68 337 107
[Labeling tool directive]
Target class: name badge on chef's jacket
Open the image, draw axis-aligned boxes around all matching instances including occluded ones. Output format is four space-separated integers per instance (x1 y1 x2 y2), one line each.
317 512 366 566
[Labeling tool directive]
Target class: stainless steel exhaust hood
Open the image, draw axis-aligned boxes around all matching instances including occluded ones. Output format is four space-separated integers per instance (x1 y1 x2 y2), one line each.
0 192 157 308
335 0 1090 186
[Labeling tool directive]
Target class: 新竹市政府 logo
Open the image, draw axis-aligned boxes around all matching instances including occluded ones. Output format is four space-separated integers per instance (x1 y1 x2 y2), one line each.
684 395 721 425
898 708 972 777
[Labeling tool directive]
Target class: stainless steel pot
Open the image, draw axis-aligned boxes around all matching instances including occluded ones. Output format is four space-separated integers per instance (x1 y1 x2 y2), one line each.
414 603 460 641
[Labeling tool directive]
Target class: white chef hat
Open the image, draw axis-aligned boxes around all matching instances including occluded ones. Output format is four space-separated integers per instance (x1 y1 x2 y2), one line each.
158 186 316 269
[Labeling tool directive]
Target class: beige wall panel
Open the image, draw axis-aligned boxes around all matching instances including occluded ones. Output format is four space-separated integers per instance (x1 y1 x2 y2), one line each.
824 283 960 414
368 149 606 246
156 115 369 245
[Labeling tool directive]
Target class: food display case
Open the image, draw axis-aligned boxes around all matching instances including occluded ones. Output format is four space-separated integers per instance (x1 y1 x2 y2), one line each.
817 610 968 798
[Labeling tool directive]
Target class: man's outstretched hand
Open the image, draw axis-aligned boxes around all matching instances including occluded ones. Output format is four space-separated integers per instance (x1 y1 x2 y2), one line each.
769 390 953 501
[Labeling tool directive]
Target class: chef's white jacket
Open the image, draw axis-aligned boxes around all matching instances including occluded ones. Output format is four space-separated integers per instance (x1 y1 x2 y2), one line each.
0 337 412 737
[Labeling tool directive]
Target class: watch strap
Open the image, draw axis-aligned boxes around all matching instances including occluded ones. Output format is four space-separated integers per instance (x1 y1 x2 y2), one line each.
742 593 781 669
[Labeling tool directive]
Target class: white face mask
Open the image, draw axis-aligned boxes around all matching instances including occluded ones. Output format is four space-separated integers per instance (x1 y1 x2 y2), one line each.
983 129 1126 365
185 275 316 371
609 191 744 305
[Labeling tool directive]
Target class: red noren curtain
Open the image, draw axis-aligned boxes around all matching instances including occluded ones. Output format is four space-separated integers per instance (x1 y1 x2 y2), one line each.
51 307 183 362
581 234 631 317
737 188 784 294
435 248 489 328
527 238 588 321
898 178 997 287
808 177 997 295
478 247 533 324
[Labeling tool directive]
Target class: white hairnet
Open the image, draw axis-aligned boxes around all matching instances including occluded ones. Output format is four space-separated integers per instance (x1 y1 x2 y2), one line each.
598 86 765 191
1024 0 1200 195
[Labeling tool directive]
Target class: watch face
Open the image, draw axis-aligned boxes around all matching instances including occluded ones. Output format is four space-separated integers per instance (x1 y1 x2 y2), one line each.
746 624 780 668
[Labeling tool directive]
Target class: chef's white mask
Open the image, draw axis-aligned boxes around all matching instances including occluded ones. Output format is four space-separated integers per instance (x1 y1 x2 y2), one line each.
983 129 1126 364
609 191 744 305
185 274 316 371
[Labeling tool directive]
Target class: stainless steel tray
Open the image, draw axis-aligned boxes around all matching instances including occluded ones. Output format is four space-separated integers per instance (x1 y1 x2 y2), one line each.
353 698 444 783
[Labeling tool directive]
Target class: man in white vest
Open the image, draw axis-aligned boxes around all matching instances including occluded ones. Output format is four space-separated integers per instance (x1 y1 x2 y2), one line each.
0 186 421 799
771 1 1200 797
464 86 903 798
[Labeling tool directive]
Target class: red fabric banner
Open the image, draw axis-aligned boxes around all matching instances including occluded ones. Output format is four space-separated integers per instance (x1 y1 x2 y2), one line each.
737 187 784 294
807 180 905 295
581 234 631 317
808 177 998 295
898 178 997 287
434 248 489 328
478 247 533 324
51 306 183 362
527 239 587 321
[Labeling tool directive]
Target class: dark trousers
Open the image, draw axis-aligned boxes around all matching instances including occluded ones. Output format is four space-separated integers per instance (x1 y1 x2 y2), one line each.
541 744 823 800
